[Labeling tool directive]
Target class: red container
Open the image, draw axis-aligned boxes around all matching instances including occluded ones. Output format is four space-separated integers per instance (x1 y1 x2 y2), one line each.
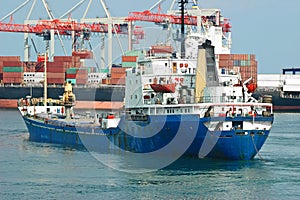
76 74 88 79
111 67 127 74
0 56 20 62
122 56 137 62
54 56 73 62
72 51 93 59
3 77 23 84
150 45 173 54
47 72 65 79
218 54 231 60
2 61 23 67
66 74 76 79
47 78 65 84
3 72 23 78
219 60 230 67
111 73 126 79
110 78 125 85
76 78 87 85
76 69 88 74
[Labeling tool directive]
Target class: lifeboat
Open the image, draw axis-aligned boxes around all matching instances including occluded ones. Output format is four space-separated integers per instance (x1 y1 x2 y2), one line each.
150 83 176 93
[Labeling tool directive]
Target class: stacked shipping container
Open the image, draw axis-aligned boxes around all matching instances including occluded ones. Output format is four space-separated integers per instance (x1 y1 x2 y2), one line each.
0 56 87 85
121 50 143 68
217 54 257 85
66 68 88 85
110 67 127 85
0 57 24 84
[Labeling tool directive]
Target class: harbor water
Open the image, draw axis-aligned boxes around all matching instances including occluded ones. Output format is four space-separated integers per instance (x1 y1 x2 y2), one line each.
0 109 300 199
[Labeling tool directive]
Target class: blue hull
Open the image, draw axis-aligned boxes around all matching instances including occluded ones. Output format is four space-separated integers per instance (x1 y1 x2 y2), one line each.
23 115 273 160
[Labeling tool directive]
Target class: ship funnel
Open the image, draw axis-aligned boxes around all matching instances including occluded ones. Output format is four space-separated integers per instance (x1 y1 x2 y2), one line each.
194 40 219 103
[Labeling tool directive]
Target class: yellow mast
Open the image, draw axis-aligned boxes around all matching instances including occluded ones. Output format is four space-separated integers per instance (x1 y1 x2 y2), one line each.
194 47 207 103
43 52 47 106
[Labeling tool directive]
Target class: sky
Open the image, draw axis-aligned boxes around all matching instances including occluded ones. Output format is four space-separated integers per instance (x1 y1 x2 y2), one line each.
0 0 299 74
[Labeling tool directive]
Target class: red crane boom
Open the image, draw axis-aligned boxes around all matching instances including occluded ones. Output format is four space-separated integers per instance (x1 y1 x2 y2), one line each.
0 19 143 35
126 10 197 26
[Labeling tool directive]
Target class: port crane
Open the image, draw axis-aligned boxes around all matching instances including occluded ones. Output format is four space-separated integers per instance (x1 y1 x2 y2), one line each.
0 0 144 71
0 0 231 67
125 0 232 55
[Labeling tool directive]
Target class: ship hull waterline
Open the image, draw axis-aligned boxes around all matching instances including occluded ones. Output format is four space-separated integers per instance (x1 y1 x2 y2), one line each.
23 114 273 160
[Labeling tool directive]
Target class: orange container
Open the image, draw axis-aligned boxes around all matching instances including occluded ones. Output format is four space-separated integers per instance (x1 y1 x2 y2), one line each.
122 56 137 62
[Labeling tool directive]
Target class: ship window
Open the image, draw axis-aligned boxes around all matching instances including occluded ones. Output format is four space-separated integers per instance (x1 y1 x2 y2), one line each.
135 95 138 99
232 121 243 129
149 79 152 83
165 63 168 67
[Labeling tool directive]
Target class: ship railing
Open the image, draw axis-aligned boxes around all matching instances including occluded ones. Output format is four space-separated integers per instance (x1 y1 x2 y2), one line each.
199 96 247 103
280 92 300 99
127 102 273 118
207 103 273 118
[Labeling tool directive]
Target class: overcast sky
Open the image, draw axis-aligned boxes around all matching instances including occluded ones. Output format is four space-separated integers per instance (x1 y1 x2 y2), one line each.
0 0 299 74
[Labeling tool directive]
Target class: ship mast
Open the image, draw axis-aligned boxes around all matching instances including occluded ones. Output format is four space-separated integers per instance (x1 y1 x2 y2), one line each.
179 0 188 58
43 29 51 107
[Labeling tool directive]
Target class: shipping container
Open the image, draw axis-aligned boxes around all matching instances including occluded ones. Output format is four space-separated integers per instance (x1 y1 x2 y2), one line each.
3 72 23 78
124 50 144 57
66 79 76 85
111 67 127 73
111 73 126 79
122 56 137 62
76 78 87 85
47 72 65 79
54 56 73 62
66 74 77 79
110 78 125 85
3 67 23 72
2 77 23 84
72 50 93 59
47 78 65 84
122 62 137 68
0 56 21 62
3 61 23 67
150 45 173 54
66 68 78 74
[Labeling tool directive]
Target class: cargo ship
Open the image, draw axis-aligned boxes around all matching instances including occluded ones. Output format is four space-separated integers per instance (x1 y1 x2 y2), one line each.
0 55 126 110
18 2 274 163
253 68 300 112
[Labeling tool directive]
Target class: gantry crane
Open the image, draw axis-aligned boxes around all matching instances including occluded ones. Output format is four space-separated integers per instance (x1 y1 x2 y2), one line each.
0 0 145 72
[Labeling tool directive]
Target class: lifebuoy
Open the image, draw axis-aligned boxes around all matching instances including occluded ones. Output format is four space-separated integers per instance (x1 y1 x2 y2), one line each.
249 110 256 117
